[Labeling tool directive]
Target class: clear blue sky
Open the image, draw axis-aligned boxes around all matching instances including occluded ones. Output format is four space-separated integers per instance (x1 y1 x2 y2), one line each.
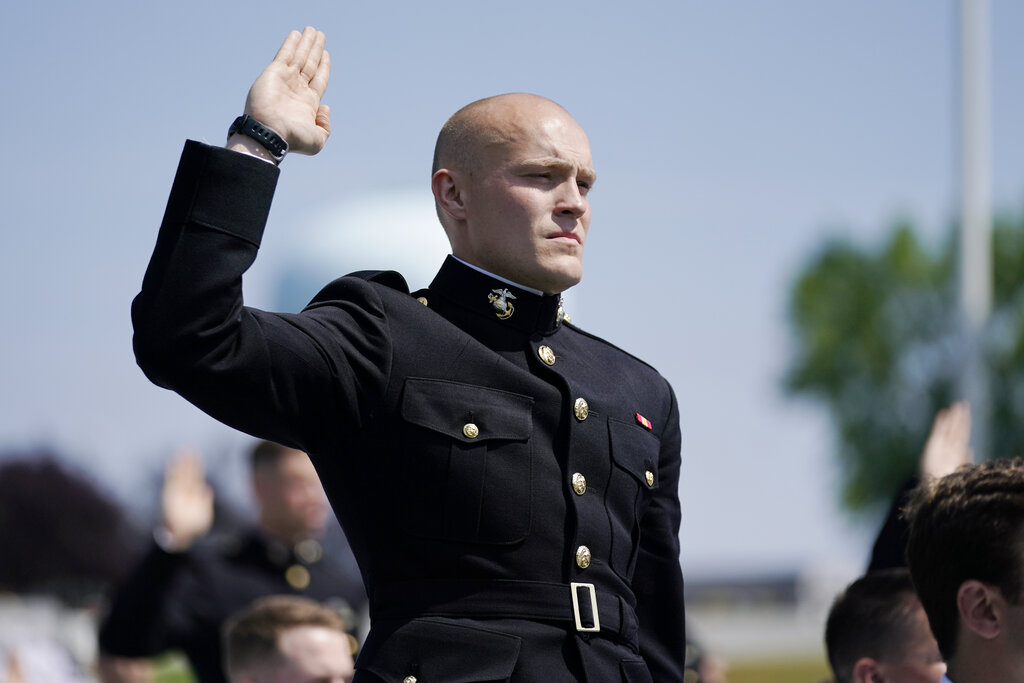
2 1 1023 579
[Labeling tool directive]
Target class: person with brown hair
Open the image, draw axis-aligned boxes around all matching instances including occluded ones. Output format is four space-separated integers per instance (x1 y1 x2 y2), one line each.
223 596 354 683
905 457 1024 683
824 568 944 683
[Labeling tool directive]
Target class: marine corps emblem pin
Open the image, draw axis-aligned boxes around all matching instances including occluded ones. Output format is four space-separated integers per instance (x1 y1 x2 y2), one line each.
488 288 516 319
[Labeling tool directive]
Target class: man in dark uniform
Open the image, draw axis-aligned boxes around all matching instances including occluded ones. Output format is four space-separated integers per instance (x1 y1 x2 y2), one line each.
131 26 685 681
97 442 365 683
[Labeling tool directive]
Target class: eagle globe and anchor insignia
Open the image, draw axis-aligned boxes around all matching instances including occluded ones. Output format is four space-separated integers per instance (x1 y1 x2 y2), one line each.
488 288 516 319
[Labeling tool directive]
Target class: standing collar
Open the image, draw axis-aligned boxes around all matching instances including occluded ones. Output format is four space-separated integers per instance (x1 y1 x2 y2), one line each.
429 256 566 334
450 256 544 295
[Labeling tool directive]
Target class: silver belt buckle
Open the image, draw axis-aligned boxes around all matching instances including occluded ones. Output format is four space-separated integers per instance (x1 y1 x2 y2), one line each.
570 582 600 632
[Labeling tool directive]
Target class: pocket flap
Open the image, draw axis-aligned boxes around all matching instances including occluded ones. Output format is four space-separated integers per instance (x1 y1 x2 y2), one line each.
608 418 660 488
357 618 521 682
620 658 654 682
401 378 534 443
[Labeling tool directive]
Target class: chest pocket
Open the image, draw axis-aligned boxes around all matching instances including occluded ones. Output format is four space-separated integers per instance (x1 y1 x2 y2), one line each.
607 418 661 579
398 378 535 544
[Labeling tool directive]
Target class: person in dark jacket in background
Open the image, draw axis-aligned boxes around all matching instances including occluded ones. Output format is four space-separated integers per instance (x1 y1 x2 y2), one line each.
98 442 364 683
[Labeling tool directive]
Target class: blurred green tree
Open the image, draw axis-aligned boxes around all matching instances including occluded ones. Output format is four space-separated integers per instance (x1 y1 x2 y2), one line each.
785 210 1024 511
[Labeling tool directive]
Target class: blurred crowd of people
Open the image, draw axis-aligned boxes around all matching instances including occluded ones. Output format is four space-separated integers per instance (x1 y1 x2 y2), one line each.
1 440 364 683
5 400 1024 682
823 401 1024 683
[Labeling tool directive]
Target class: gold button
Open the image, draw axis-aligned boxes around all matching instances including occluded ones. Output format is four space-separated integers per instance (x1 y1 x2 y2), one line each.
538 345 556 365
463 423 480 438
645 470 655 487
285 564 311 590
575 545 592 569
573 398 589 421
416 296 428 306
294 538 323 563
403 678 418 683
571 473 587 495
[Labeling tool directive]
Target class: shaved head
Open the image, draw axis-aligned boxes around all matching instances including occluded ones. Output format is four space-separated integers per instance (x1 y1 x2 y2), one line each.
432 93 576 177
429 92 594 293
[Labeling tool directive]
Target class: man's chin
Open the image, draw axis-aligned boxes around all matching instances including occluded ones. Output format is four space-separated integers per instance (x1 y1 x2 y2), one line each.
540 268 583 295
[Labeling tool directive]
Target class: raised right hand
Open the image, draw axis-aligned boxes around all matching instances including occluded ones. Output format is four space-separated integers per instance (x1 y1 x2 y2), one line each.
160 449 214 551
919 401 973 479
243 27 331 156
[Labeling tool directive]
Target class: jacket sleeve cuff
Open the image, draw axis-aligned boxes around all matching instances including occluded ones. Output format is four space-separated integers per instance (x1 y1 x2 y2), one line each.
161 140 280 248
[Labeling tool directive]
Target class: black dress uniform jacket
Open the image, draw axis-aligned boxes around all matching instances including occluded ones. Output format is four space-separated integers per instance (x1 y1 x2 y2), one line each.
132 141 686 682
98 531 365 683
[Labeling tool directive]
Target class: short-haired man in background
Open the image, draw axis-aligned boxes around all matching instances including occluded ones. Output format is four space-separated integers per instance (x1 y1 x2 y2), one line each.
223 595 354 683
906 457 1024 683
825 567 945 683
99 442 364 683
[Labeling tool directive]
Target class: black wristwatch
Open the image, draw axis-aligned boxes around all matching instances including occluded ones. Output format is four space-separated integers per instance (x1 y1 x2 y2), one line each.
227 114 288 163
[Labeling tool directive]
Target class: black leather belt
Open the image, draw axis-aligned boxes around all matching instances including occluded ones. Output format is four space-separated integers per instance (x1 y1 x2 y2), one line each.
370 579 639 641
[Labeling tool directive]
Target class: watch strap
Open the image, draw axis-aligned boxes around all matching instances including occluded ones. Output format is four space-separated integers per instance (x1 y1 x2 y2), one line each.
228 114 288 163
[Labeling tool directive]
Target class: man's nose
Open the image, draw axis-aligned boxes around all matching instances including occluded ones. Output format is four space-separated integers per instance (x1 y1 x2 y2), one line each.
557 181 588 218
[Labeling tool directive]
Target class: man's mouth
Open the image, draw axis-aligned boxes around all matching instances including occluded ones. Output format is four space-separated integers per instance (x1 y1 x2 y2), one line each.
547 232 581 245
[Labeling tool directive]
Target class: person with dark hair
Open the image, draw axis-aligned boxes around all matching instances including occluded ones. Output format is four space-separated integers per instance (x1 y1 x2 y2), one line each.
869 402 973 573
223 595 353 683
98 442 364 683
131 26 685 682
0 454 138 600
824 568 944 683
905 457 1024 683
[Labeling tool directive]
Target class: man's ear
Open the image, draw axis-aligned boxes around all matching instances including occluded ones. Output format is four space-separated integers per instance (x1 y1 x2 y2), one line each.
851 656 884 683
957 579 1002 640
432 168 467 221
